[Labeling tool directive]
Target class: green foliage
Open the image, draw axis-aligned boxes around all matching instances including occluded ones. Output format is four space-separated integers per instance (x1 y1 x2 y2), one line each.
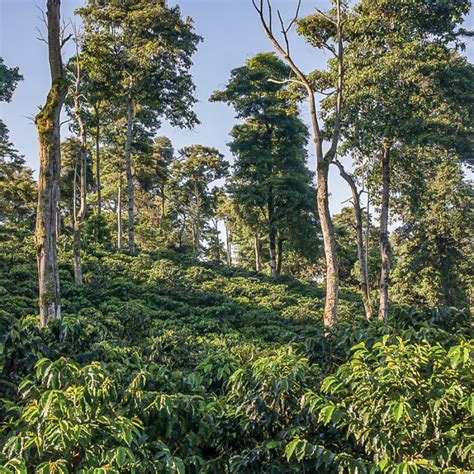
0 248 471 472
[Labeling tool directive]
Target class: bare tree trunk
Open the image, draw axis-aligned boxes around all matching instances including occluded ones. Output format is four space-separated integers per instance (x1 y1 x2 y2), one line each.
254 234 262 272
160 184 166 223
366 187 371 304
268 191 277 277
124 98 135 253
316 161 339 327
268 231 277 277
71 51 87 285
225 219 232 266
378 145 391 322
276 237 283 275
334 161 372 319
214 219 220 261
72 144 86 285
95 106 101 216
35 0 66 328
117 173 123 249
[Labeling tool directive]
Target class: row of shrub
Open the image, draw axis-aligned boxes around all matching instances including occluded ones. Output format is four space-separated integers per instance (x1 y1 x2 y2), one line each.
0 244 472 472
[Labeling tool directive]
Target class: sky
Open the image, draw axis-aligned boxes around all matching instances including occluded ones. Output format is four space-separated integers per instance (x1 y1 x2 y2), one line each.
1 0 473 216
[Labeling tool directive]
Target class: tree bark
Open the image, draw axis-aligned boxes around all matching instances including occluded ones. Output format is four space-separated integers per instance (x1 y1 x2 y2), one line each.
316 161 339 327
276 236 283 275
117 173 123 249
35 0 66 328
124 98 135 253
268 191 277 277
95 106 101 216
225 219 232 266
378 145 391 322
334 161 372 319
71 64 87 285
254 233 262 272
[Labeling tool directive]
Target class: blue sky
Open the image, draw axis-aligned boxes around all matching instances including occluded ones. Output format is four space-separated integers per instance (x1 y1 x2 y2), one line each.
1 0 473 214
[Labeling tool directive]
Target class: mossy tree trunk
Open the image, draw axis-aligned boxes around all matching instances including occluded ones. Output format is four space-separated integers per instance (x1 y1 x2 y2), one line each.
35 0 67 328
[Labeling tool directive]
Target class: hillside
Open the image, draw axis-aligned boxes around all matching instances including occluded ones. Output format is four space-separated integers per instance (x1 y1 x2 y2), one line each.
0 247 472 472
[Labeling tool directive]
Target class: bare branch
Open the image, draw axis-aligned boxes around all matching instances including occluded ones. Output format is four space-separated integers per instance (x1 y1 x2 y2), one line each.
267 77 305 86
315 7 336 26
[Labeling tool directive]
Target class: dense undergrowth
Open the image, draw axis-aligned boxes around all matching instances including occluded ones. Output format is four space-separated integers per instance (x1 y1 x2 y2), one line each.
0 243 472 473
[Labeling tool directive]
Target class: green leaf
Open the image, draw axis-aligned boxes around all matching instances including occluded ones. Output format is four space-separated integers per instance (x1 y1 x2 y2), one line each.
393 401 405 422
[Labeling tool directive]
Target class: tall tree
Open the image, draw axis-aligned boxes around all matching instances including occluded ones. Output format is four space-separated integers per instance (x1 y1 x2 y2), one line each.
168 145 228 258
35 0 67 327
340 0 473 321
66 33 89 285
252 0 344 327
212 53 316 278
0 60 35 237
391 147 473 308
78 0 201 253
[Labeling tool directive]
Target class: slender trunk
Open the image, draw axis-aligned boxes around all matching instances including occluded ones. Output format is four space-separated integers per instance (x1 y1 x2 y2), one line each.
334 161 372 319
35 0 66 327
378 145 391 322
193 223 200 258
117 173 123 249
214 219 220 262
316 160 339 327
354 193 371 319
72 93 87 285
95 108 101 216
225 219 232 266
276 237 283 275
366 188 370 303
193 186 201 258
268 191 277 277
124 98 135 253
254 233 262 272
160 184 166 224
269 232 277 277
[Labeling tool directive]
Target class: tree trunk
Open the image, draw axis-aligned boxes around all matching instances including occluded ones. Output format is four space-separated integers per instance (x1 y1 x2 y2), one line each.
268 231 277 277
254 233 262 272
95 108 101 216
117 173 123 249
268 191 277 277
308 88 339 328
225 219 232 266
35 0 66 328
334 161 372 319
214 219 220 261
365 188 371 303
254 0 343 328
124 98 135 253
276 237 283 275
160 184 166 223
378 145 391 322
72 83 87 285
316 161 339 327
